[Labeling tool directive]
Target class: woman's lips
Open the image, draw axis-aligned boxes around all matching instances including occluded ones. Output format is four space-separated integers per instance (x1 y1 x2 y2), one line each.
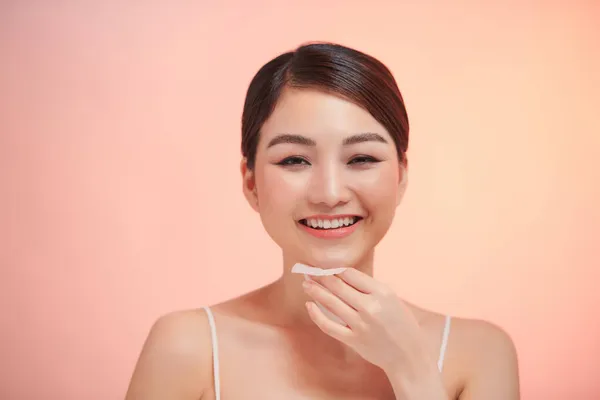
297 218 361 239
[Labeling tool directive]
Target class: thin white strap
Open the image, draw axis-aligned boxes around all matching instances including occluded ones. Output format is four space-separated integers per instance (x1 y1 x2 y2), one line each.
437 315 451 372
203 306 220 400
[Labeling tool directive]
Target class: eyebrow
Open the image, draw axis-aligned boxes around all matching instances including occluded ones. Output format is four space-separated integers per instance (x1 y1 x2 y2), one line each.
266 132 388 148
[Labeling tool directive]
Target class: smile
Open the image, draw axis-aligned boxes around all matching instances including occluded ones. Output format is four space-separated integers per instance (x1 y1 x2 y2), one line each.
297 215 363 239
299 216 362 230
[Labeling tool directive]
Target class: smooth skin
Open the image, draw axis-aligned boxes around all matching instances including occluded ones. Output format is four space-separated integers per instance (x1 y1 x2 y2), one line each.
125 88 520 399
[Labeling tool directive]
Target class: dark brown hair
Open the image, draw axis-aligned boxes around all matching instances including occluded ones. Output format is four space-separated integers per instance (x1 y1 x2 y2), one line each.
241 42 409 170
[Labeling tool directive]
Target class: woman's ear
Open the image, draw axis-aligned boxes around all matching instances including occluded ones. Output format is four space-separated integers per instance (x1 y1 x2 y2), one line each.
240 158 259 212
396 159 408 207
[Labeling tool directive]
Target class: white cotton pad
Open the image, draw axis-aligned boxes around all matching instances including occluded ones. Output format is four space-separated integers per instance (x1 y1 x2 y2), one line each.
292 263 347 326
291 263 347 276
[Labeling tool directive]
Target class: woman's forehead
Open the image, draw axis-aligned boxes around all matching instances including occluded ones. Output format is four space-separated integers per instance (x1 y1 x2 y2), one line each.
260 88 388 141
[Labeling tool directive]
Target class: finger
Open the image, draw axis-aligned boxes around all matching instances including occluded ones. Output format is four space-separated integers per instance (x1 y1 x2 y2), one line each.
303 279 359 326
309 274 367 311
305 301 353 342
337 268 385 295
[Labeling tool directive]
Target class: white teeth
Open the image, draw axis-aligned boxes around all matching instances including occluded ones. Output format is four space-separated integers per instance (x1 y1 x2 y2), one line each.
303 217 359 230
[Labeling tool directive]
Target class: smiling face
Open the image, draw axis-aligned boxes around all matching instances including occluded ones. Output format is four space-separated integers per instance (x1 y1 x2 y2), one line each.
242 88 407 270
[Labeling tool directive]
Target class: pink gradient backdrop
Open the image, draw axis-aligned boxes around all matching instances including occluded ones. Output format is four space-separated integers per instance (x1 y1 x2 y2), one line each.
1 2 599 399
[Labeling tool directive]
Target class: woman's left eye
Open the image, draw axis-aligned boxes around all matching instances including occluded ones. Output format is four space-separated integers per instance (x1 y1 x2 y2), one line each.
349 155 380 165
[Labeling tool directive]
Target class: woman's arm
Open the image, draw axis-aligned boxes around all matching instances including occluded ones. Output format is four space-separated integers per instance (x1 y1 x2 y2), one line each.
125 310 212 400
385 358 450 400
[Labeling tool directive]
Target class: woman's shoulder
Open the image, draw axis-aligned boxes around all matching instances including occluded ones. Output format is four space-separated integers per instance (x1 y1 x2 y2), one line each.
445 314 520 398
409 304 517 366
448 315 518 371
125 308 215 399
146 308 215 356
408 304 519 398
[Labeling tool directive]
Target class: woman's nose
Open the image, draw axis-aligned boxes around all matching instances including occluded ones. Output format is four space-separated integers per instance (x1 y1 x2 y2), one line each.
306 162 351 208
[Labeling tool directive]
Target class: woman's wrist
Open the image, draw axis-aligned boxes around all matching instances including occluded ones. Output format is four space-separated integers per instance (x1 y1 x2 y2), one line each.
384 357 448 400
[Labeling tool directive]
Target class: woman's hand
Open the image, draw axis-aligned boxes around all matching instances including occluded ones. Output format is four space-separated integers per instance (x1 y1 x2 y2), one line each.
303 268 448 399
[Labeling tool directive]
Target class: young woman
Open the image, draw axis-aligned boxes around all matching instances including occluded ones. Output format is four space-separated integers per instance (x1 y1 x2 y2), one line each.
125 42 520 400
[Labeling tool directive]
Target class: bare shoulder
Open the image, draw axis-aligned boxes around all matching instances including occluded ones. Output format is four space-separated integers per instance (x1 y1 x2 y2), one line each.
125 309 215 400
449 317 520 399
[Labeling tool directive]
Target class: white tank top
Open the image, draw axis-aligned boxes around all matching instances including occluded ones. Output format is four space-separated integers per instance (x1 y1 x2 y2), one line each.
202 306 452 400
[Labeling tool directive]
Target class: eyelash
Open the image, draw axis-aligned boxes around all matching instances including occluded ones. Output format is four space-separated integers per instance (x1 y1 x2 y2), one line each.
276 155 380 167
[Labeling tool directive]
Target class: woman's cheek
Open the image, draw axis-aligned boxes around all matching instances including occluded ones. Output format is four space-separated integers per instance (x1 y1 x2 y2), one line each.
355 166 399 200
258 169 306 213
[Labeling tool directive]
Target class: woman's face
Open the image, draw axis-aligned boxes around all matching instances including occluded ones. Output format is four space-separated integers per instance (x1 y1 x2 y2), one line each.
242 88 406 270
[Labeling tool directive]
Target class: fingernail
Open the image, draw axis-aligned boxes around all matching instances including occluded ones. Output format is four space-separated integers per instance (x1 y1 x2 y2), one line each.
302 281 311 289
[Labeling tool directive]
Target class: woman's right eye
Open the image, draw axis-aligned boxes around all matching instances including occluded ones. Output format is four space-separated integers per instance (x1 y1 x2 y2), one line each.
276 156 310 166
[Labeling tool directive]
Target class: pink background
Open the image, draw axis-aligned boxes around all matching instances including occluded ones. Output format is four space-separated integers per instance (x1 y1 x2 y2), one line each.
1 2 599 399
